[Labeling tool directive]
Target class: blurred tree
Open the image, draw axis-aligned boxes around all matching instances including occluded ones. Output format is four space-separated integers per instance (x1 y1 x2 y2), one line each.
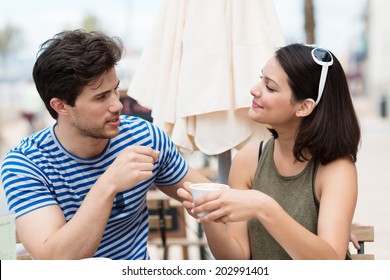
304 0 315 44
82 14 103 32
0 24 23 79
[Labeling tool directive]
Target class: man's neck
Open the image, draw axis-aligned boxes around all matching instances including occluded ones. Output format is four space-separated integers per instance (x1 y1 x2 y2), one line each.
54 123 109 159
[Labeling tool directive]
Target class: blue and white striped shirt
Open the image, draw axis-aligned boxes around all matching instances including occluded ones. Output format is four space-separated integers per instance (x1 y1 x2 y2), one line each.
1 115 188 259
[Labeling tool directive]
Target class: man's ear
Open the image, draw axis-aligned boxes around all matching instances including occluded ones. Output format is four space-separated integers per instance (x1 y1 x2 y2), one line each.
296 98 316 117
49 98 70 116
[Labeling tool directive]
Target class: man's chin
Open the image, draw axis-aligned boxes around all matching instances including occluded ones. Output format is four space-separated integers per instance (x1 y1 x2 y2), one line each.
93 127 120 140
107 127 120 138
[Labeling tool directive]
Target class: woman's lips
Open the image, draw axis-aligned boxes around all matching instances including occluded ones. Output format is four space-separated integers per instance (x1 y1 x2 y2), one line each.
252 101 263 109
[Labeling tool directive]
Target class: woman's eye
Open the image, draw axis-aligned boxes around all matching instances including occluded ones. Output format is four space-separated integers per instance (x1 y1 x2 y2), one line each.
260 76 275 91
265 83 275 92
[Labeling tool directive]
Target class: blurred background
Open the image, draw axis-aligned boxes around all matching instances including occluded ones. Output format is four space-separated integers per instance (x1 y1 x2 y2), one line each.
1 0 389 259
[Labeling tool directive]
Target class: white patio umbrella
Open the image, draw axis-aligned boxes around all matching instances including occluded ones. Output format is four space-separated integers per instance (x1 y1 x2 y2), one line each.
128 0 285 183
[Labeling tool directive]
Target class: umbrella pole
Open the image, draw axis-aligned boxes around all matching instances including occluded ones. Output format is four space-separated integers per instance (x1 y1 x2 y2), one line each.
196 150 232 260
217 150 232 184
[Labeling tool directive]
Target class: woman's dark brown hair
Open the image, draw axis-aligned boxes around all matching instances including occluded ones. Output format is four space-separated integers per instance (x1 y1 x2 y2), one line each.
272 43 361 165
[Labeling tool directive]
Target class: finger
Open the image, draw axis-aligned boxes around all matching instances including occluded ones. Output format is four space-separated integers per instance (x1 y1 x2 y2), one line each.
351 239 360 250
126 146 160 162
193 190 223 206
133 162 155 172
136 154 156 163
214 217 228 224
198 212 224 224
182 200 193 209
183 181 192 190
152 150 160 162
177 187 193 202
193 198 221 216
199 209 227 223
119 149 154 164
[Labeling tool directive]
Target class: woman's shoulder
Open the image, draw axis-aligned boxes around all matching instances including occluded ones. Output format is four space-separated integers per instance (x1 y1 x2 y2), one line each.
234 138 274 164
315 156 357 199
318 156 356 174
235 141 261 160
230 140 270 189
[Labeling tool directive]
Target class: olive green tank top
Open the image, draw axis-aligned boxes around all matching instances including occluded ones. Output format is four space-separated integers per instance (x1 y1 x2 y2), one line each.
248 138 320 259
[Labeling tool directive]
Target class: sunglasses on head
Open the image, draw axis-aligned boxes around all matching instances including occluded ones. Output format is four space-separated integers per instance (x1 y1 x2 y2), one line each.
311 47 333 105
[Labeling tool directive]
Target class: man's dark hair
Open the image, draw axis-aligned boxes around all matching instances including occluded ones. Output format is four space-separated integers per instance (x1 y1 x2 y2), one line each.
32 29 123 119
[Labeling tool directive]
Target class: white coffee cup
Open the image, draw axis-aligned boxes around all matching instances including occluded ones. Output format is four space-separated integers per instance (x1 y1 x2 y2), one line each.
189 183 230 217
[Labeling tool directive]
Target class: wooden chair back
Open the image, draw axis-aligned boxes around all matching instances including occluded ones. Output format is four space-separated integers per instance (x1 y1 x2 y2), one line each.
350 224 374 260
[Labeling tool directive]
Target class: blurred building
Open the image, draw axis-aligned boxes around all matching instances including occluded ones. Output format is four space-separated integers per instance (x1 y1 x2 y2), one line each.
365 0 390 117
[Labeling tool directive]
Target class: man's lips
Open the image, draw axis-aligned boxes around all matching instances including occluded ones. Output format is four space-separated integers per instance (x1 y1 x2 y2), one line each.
107 116 120 126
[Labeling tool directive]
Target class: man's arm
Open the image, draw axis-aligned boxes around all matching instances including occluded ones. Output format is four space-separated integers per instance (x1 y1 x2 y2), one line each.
157 166 210 202
16 178 116 260
15 145 159 259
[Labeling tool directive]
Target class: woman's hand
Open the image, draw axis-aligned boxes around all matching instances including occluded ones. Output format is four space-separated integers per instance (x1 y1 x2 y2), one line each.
193 189 262 224
350 229 361 250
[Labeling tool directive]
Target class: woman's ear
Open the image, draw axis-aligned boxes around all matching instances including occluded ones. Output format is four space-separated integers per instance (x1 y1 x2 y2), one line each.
49 98 70 116
296 98 316 117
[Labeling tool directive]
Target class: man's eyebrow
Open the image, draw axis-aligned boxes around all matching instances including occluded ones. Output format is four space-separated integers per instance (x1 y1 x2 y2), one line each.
95 81 121 96
95 89 110 97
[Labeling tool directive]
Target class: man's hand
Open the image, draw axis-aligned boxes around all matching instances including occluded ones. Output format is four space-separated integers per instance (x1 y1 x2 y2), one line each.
99 146 159 193
177 181 199 219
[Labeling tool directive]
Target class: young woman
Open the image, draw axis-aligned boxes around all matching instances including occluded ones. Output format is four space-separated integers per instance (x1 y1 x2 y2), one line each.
178 43 361 259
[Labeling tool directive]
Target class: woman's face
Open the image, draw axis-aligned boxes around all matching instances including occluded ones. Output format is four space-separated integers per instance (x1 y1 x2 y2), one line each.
249 56 301 127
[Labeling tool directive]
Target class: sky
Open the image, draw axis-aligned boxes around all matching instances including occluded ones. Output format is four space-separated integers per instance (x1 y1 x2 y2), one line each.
273 0 368 55
0 0 163 58
0 0 368 80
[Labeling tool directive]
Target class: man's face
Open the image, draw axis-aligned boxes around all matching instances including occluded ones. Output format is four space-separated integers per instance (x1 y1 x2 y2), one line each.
68 67 123 140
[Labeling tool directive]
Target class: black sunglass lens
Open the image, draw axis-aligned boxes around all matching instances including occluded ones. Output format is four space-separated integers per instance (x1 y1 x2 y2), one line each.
313 48 332 62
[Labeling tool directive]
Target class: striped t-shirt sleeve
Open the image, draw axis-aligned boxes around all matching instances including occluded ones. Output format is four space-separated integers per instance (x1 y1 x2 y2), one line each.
146 121 188 186
1 151 57 218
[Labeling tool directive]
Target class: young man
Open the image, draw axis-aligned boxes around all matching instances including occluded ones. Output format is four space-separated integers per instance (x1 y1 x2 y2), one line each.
1 29 208 260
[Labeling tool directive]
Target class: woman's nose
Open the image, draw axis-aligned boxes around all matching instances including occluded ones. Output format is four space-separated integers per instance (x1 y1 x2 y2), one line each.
250 83 262 98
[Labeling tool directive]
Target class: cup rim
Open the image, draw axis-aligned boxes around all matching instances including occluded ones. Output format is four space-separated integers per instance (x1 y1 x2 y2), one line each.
189 183 230 190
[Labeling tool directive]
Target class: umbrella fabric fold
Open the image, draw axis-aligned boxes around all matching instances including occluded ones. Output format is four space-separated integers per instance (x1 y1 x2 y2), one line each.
128 0 285 155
